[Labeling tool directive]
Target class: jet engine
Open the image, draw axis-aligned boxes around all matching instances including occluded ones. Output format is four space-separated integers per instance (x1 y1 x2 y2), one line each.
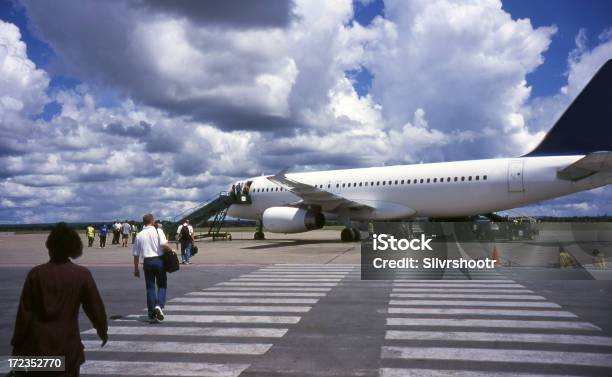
262 207 325 233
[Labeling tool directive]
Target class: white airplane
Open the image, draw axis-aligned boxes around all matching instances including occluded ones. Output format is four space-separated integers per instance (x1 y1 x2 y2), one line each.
227 59 612 241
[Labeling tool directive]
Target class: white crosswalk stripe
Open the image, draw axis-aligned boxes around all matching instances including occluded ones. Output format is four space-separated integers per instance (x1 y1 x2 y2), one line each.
217 282 338 286
390 294 546 300
387 299 559 308
161 305 312 312
84 340 272 355
386 317 600 330
392 288 534 293
187 291 327 297
83 326 288 337
382 346 612 368
116 314 302 324
231 278 342 282
393 283 524 288
170 297 318 304
380 277 612 376
385 330 612 346
81 360 249 377
244 274 348 278
381 368 583 377
203 287 331 292
387 308 576 317
393 279 513 283
81 264 350 376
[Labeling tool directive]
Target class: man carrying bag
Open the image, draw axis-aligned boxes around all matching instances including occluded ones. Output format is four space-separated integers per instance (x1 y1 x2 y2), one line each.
132 213 178 323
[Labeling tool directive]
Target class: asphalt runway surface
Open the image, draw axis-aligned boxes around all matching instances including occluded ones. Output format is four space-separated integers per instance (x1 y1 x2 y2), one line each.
1 230 612 376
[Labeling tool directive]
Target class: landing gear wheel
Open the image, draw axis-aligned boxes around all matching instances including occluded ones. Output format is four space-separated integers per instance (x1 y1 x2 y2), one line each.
351 228 361 241
254 231 265 240
340 228 354 242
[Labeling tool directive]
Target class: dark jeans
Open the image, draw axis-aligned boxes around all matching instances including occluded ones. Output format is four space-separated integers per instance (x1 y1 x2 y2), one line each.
143 257 167 318
99 235 106 247
87 237 94 247
180 240 192 263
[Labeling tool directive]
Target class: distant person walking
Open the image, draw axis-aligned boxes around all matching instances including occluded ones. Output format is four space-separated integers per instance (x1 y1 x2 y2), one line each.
112 221 121 245
121 220 131 247
131 222 139 244
86 225 95 247
133 214 171 323
99 224 108 248
11 222 108 377
177 219 194 265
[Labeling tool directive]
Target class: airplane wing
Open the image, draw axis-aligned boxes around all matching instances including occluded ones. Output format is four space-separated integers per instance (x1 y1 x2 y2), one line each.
266 169 373 212
557 151 612 181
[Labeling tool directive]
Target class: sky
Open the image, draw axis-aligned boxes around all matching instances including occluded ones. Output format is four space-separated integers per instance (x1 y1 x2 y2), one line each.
0 0 611 223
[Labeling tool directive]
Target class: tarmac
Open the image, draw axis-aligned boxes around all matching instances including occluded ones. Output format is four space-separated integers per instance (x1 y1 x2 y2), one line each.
1 229 612 376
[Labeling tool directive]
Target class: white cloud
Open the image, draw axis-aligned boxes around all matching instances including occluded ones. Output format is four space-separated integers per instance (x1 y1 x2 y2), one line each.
0 20 49 117
360 0 556 159
2 1 612 222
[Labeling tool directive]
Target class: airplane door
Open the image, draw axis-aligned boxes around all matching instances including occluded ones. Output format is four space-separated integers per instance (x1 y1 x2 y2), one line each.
508 160 524 192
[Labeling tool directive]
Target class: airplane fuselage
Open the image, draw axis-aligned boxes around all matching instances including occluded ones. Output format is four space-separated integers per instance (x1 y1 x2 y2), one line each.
227 155 612 223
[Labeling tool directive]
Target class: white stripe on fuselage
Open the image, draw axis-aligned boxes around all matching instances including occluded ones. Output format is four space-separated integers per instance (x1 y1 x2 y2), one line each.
227 155 610 221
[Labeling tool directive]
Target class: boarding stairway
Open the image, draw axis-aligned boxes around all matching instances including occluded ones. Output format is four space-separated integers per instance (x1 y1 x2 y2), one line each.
166 191 250 240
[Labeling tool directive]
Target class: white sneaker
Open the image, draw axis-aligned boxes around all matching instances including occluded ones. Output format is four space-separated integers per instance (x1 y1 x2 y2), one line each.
154 306 165 321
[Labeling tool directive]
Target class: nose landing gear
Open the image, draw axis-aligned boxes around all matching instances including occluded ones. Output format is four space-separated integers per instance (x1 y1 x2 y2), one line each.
254 220 265 240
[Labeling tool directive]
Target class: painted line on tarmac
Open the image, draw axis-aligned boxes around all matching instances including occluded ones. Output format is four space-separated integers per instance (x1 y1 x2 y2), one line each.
203 287 331 292
256 270 354 273
244 274 347 278
263 266 356 269
80 360 249 377
83 326 288 338
116 314 301 324
380 368 580 377
217 282 338 287
390 294 545 300
387 317 601 330
162 305 312 313
392 288 534 293
387 299 559 308
170 297 318 304
381 346 612 368
385 330 612 346
272 264 357 267
231 277 342 282
394 279 513 283
188 291 326 297
393 283 524 288
387 307 576 318
83 340 271 355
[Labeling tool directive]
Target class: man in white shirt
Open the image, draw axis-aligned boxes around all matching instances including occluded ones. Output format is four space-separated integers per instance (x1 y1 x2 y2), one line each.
112 221 121 244
176 219 194 264
133 213 171 323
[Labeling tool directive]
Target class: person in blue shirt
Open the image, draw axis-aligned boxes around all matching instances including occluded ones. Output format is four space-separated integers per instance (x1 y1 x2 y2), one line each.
99 224 108 248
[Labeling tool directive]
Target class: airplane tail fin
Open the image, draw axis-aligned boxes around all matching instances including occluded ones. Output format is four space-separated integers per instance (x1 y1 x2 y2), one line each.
525 59 612 156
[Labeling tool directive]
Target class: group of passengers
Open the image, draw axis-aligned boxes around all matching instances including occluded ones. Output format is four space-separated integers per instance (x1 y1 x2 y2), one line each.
85 220 140 249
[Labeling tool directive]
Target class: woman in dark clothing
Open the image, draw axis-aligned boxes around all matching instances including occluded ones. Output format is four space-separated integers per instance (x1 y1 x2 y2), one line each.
11 223 108 377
